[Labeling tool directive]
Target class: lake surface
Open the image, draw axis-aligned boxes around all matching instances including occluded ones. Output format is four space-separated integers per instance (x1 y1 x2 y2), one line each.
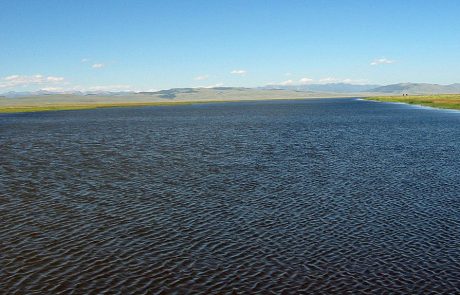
1 98 460 294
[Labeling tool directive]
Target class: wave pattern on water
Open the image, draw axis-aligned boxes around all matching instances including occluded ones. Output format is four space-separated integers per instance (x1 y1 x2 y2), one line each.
1 99 460 294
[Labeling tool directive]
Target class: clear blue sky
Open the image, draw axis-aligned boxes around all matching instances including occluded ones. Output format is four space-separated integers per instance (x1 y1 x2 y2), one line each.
1 0 460 92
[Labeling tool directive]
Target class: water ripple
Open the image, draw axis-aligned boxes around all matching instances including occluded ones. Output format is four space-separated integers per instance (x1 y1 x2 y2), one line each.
1 99 460 294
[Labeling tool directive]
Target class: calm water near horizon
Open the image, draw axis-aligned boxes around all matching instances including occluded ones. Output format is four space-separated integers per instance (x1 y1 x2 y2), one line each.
1 98 460 294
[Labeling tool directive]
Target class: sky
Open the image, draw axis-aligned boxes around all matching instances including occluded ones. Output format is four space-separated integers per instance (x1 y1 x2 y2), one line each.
1 0 460 92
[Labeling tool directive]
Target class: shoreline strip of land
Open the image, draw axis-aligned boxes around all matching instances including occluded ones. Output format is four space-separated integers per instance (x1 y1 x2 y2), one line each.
2 88 460 114
364 94 460 110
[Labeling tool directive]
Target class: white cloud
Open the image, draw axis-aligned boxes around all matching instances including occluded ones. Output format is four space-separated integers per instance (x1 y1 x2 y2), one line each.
46 76 65 82
203 83 224 88
319 77 339 83
81 58 90 63
341 78 367 84
194 75 209 81
272 76 367 86
275 77 314 86
284 72 292 76
299 77 314 84
5 75 21 81
0 74 137 93
230 69 247 76
279 80 294 86
0 74 65 89
84 84 132 91
319 77 368 84
370 58 395 66
92 63 105 69
40 87 64 92
44 84 134 92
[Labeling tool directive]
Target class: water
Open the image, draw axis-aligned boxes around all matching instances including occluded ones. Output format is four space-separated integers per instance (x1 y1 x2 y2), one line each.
1 98 460 294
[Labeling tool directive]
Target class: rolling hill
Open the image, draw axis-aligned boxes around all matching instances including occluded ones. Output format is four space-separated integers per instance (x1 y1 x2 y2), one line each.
369 83 460 94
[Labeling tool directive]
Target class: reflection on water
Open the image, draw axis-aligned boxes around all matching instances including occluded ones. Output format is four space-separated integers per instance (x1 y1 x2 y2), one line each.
1 99 460 294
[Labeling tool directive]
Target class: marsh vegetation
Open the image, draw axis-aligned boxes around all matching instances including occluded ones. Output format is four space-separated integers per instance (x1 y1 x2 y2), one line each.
366 94 460 110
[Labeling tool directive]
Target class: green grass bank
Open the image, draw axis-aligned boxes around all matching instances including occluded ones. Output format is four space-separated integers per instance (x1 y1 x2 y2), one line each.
365 94 460 110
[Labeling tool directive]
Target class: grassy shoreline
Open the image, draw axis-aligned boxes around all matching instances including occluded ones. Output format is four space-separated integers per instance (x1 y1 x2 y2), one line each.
0 101 206 114
0 99 310 114
5 94 459 114
0 98 323 114
364 94 460 110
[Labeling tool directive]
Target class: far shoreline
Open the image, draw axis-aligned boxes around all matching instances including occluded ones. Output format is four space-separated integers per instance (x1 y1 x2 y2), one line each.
0 95 357 114
0 88 371 114
3 92 460 114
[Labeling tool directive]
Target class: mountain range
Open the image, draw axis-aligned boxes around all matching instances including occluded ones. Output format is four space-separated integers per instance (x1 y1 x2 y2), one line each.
263 82 460 94
262 83 380 93
368 83 460 94
2 83 460 98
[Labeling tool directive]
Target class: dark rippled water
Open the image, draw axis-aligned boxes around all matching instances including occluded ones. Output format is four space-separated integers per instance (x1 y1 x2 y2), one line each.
1 98 460 294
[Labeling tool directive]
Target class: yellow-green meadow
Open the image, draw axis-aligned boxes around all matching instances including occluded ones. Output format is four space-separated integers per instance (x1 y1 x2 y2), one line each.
365 94 460 110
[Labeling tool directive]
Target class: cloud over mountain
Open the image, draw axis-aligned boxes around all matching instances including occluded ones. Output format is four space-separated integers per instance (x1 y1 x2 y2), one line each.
0 75 65 89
